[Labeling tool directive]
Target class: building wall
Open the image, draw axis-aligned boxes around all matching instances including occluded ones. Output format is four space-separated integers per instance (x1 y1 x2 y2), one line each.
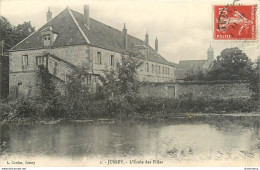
51 45 90 68
9 45 89 72
0 55 9 99
138 60 175 82
175 81 252 100
91 46 175 82
9 44 175 96
9 45 89 96
9 72 41 98
91 46 122 76
139 83 176 98
139 81 252 99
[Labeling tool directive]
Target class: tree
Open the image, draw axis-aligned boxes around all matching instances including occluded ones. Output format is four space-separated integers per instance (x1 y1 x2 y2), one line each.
101 53 143 119
207 47 253 80
14 22 35 44
0 17 14 53
0 17 35 54
63 67 91 119
249 56 260 100
38 65 64 119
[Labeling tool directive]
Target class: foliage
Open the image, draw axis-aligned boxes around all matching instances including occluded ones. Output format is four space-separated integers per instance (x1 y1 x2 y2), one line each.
207 47 253 80
0 97 39 121
62 67 92 119
135 97 258 117
0 16 35 54
101 53 143 119
38 65 64 119
249 56 260 100
1 95 259 122
185 68 207 81
184 47 255 82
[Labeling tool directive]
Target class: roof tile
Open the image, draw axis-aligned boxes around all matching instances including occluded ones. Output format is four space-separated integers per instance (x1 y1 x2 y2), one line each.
11 7 174 67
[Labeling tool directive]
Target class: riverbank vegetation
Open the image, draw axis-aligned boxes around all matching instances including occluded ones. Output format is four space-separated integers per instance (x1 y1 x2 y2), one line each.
0 49 259 122
0 96 259 123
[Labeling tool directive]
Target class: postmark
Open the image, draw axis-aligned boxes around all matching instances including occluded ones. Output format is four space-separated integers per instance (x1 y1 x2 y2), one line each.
214 5 257 40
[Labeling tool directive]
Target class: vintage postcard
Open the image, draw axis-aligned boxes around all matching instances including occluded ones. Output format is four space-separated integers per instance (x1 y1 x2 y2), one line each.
0 0 260 168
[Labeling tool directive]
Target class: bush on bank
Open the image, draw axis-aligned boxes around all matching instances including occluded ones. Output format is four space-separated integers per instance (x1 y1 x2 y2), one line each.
0 96 259 122
136 97 258 115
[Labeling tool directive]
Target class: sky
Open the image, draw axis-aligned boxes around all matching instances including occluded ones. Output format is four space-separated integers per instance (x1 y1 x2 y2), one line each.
1 0 259 63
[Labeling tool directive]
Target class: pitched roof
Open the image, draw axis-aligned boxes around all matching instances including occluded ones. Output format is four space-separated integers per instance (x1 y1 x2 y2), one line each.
10 8 87 51
178 60 206 70
175 60 207 80
10 7 173 67
168 61 178 67
70 9 172 65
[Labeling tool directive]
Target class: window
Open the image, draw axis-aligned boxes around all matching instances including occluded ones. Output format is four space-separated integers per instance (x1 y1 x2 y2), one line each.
163 67 165 74
146 63 149 72
37 57 45 66
96 52 102 65
41 57 44 64
152 64 154 73
87 75 91 85
22 55 28 68
158 66 160 74
110 55 114 66
43 34 51 46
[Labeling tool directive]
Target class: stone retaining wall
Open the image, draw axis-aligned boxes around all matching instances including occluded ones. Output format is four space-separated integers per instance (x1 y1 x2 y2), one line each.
138 81 252 99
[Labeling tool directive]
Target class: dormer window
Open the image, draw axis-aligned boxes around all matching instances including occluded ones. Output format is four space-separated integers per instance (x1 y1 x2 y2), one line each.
41 26 58 47
44 34 51 46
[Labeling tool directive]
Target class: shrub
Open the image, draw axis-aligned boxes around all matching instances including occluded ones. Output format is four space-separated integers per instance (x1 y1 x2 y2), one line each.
14 97 38 118
0 102 12 120
101 54 143 120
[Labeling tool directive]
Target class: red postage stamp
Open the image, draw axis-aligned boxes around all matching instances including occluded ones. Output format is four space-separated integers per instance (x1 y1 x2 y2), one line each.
214 5 257 40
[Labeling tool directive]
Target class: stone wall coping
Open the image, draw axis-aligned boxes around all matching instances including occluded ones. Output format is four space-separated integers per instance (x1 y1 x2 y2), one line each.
140 80 249 86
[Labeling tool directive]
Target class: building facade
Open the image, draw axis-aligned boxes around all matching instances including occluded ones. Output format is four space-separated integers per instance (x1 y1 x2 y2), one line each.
9 5 175 96
175 44 214 80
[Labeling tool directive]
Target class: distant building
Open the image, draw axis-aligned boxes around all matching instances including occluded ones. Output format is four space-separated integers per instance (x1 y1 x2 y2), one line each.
9 5 176 96
175 44 214 80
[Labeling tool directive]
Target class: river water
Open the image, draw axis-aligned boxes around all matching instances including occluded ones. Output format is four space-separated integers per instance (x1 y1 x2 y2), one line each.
0 116 260 164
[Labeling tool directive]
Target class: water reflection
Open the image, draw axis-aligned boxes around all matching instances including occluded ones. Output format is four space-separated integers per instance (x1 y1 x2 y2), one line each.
0 116 260 161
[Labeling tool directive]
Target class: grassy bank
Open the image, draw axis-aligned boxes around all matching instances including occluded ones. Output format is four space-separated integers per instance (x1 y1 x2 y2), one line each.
0 97 259 123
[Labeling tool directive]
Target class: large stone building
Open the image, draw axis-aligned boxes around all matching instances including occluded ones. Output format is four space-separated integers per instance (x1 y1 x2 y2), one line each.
9 5 175 96
175 44 214 80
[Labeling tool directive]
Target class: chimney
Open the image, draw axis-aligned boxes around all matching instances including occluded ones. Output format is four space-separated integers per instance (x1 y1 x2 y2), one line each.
155 37 158 52
145 31 149 47
46 7 52 23
122 23 127 50
84 5 90 28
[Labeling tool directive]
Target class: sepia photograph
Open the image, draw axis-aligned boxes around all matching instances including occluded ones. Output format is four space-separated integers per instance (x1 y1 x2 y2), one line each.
0 0 260 167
